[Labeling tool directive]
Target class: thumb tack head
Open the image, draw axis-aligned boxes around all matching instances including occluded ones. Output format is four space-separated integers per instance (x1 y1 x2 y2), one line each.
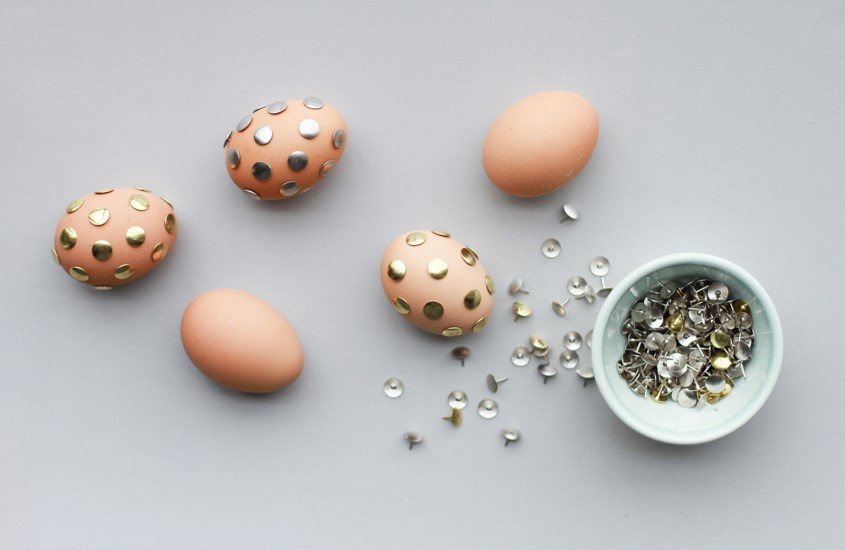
541 238 561 258
404 432 423 450
486 374 509 393
589 256 610 277
511 346 531 367
451 345 470 366
448 390 468 410
477 398 499 419
576 363 594 387
383 377 404 398
502 428 521 447
559 349 579 370
559 204 579 222
567 276 588 297
563 331 583 351
538 364 558 383
508 278 531 295
512 301 532 321
551 298 571 317
585 330 593 349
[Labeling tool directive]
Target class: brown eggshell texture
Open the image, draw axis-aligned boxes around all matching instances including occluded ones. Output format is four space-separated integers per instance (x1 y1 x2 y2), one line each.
52 187 178 289
181 289 304 393
380 230 494 337
483 91 599 198
225 98 348 200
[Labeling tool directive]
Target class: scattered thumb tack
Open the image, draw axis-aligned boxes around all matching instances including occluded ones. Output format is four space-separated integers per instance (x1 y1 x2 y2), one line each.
576 364 594 387
511 346 531 367
451 346 471 366
585 330 593 349
559 350 579 370
448 390 469 410
559 204 580 222
508 278 531 295
383 377 404 398
567 276 588 297
404 432 423 450
442 408 463 427
552 298 571 317
541 238 561 258
563 331 583 351
590 256 613 297
486 374 508 393
477 398 499 419
538 364 558 384
512 301 532 321
502 428 521 447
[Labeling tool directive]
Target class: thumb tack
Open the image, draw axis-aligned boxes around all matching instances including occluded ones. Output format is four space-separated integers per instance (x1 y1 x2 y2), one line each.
486 374 509 393
451 345 471 366
563 331 583 351
576 363 594 387
508 278 531 295
552 298 571 317
585 330 593 349
448 390 469 410
404 432 423 450
502 428 521 446
383 377 404 398
541 238 561 258
512 301 532 321
478 398 499 419
567 276 588 297
559 204 580 223
511 346 531 367
538 363 558 383
442 408 463 427
559 349 579 370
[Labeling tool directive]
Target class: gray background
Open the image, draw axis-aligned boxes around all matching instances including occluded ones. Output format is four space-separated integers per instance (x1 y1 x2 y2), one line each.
1 1 843 548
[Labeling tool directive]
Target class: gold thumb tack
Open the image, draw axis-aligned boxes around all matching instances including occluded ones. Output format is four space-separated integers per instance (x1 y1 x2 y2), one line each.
442 408 463 427
552 298 571 317
512 301 532 321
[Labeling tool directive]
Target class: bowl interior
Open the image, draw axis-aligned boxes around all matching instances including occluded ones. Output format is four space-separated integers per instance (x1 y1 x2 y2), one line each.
594 256 781 444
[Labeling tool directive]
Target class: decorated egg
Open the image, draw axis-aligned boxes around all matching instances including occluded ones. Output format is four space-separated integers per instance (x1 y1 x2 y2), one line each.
224 97 348 200
380 230 494 337
483 91 599 198
181 289 304 393
52 187 178 289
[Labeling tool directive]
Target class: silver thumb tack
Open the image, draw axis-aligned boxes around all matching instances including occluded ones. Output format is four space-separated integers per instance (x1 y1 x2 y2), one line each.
508 278 531 295
404 432 423 450
552 298 571 317
486 374 509 393
560 204 580 222
538 364 558 384
502 428 521 447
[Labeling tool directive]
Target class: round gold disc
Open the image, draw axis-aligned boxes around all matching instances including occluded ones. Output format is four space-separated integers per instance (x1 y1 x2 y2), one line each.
484 275 495 295
60 227 77 249
69 266 89 282
423 301 444 320
88 207 110 226
114 264 134 280
125 226 146 247
460 247 478 266
66 198 84 213
164 213 178 234
91 240 112 261
472 316 488 333
405 231 427 246
151 242 167 261
427 258 448 279
431 230 450 237
464 289 481 310
442 327 463 337
51 247 60 265
387 260 406 281
129 193 150 211
392 296 410 315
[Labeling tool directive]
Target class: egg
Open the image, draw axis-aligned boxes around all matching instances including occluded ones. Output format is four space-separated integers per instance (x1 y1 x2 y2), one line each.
482 91 599 198
180 289 304 393
380 230 494 337
224 97 348 200
52 187 178 289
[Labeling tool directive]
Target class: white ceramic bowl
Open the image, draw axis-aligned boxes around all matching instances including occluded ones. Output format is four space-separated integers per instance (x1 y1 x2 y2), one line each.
591 253 783 444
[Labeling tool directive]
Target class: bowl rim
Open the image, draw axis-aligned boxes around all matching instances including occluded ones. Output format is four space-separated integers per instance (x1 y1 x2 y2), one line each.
591 253 783 445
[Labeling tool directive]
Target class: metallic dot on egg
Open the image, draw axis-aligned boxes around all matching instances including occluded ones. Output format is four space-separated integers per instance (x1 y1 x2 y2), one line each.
134 186 151 192
223 130 232 148
151 242 167 262
393 297 410 315
280 181 300 197
236 114 252 132
252 161 271 181
464 289 481 310
460 247 478 266
161 197 174 209
91 240 112 261
88 207 110 226
125 226 146 247
299 118 320 139
472 316 488 333
485 275 495 295
227 148 240 168
423 301 444 320
268 101 288 115
332 128 346 149
114 264 134 280
243 189 261 200
442 327 463 337
69 266 89 282
165 213 178 234
431 230 450 238
387 260 406 281
95 188 114 194
287 151 308 172
252 104 268 113
60 227 77 249
93 285 113 291
406 232 427 246
129 194 150 211
66 198 84 213
427 258 448 279
254 125 273 145
52 247 60 265
320 160 336 176
303 97 324 109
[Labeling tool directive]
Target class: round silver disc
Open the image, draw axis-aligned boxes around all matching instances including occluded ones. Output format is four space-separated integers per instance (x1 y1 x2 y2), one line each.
254 125 273 145
251 161 271 181
242 189 261 201
538 364 558 379
585 330 593 349
332 128 346 149
563 331 582 351
303 96 324 109
589 256 610 277
735 342 752 361
448 390 468 410
299 118 320 139
511 346 531 367
502 428 520 444
223 130 232 148
508 278 525 295
384 377 404 398
280 180 300 197
320 160 336 176
561 203 580 221
541 238 561 258
267 101 288 115
552 300 568 317
226 148 240 168
705 375 726 394
576 364 594 380
567 276 588 296
707 282 729 303
236 114 252 132
477 398 498 419
677 389 698 408
559 350 579 370
288 151 308 172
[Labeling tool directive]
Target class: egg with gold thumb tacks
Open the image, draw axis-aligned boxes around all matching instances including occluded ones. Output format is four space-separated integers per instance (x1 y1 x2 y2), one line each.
224 97 348 200
52 187 178 289
380 230 494 337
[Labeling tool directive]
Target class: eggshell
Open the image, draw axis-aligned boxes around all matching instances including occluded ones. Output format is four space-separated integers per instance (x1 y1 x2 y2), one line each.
181 289 304 393
224 98 348 200
52 187 178 289
482 91 599 198
380 230 494 337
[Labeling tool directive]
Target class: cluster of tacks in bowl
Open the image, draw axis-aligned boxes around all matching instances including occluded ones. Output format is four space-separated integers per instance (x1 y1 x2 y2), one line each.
385 205 617 450
616 279 755 409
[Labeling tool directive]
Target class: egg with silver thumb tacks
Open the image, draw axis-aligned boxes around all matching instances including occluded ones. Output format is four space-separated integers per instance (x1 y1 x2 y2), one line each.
52 187 178 289
380 230 494 337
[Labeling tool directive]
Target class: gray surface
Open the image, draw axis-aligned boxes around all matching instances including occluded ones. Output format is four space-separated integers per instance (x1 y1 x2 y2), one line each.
1 1 843 548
